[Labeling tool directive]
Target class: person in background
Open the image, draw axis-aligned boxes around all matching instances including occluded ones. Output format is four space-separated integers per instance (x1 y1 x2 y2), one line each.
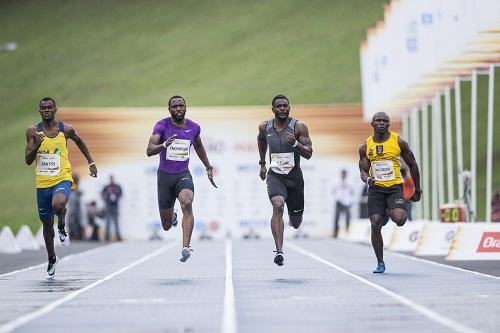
86 201 101 241
67 174 84 240
101 175 123 241
332 169 354 238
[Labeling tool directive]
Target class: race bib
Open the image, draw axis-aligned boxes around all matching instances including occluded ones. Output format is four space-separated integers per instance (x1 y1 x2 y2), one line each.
371 160 395 181
37 153 60 176
166 139 191 161
270 152 295 174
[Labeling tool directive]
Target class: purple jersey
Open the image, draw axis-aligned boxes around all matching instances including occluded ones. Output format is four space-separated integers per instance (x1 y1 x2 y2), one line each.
152 117 201 173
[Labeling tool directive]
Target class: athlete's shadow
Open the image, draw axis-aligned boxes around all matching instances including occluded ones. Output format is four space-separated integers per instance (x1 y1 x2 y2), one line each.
271 278 307 285
30 278 88 293
155 278 194 286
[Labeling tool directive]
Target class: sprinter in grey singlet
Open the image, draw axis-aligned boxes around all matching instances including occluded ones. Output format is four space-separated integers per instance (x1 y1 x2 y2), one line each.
257 94 313 266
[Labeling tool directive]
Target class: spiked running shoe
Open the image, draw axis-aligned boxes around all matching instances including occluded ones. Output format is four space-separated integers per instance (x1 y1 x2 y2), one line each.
179 246 193 262
58 225 70 246
46 256 59 280
273 251 284 266
373 262 386 274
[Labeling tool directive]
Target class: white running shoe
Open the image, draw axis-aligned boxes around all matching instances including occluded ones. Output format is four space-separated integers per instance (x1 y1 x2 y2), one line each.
58 225 70 247
46 256 59 280
179 246 193 262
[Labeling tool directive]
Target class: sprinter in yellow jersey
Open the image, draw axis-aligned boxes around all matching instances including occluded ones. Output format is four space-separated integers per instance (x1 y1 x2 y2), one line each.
359 112 421 274
25 97 97 279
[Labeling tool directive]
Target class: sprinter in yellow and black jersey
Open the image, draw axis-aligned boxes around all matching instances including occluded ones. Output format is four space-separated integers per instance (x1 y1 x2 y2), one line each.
25 97 98 279
358 111 421 274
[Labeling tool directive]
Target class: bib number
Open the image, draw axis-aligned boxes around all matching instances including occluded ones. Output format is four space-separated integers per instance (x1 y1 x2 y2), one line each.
371 160 395 181
166 139 191 161
270 153 295 174
37 154 61 176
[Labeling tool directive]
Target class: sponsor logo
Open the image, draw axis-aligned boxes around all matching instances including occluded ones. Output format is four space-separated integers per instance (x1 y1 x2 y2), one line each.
395 198 404 204
185 130 192 132
293 209 303 213
376 145 383 155
476 232 500 252
409 231 419 242
267 134 273 137
367 148 374 159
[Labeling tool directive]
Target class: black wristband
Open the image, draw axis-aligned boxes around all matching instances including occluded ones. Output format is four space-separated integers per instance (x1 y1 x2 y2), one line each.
259 161 266 166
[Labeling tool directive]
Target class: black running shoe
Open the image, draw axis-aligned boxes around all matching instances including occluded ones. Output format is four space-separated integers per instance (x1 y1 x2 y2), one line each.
273 251 284 266
58 225 69 246
172 212 178 228
46 256 59 280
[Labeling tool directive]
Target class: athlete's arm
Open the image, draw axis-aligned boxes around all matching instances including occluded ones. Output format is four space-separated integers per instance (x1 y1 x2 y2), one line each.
399 137 421 202
257 121 268 180
359 143 374 185
193 136 217 188
25 126 44 165
289 122 313 160
65 124 98 178
147 133 177 157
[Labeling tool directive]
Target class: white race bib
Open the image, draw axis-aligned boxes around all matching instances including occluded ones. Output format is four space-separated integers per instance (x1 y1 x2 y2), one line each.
166 139 191 161
371 160 395 181
270 152 295 174
37 154 61 176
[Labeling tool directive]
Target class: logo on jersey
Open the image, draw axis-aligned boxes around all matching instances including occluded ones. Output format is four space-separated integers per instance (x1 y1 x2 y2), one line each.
376 145 383 155
367 148 374 159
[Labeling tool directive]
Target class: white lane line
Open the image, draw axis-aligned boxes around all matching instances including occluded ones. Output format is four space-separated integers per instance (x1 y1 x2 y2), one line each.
0 242 177 333
222 238 237 333
0 243 121 278
390 251 500 281
288 243 482 333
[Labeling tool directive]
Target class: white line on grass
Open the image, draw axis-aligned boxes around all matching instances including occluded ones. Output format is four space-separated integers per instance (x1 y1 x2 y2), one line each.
0 242 121 278
0 242 177 333
288 242 482 333
222 238 237 333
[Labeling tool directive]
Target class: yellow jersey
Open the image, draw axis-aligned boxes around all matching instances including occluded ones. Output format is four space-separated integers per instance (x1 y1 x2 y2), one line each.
365 131 403 187
35 122 75 189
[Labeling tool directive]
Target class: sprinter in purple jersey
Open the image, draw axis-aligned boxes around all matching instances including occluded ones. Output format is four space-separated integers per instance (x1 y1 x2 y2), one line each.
147 95 217 262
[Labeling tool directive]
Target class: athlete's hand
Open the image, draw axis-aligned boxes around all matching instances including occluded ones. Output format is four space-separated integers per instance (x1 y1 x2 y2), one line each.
207 168 217 188
88 163 98 178
259 165 267 180
366 177 376 185
410 189 421 202
163 134 177 148
35 133 45 148
286 132 296 145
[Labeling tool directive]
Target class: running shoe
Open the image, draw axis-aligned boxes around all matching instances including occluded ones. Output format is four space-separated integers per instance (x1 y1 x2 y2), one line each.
179 246 193 262
58 225 70 246
46 256 59 280
382 210 390 226
373 262 385 274
172 212 178 228
273 251 284 266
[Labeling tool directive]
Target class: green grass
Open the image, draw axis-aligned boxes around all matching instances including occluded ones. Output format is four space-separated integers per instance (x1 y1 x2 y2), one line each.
0 0 387 232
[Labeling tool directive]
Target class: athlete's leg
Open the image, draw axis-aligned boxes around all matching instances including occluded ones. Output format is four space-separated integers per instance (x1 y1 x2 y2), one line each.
270 195 285 252
390 208 408 226
159 208 175 231
370 214 384 263
289 215 303 230
52 193 68 230
41 217 55 258
178 189 194 248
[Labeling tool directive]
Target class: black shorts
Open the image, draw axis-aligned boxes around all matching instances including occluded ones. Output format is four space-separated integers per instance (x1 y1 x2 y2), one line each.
367 184 406 216
157 169 194 209
266 170 304 216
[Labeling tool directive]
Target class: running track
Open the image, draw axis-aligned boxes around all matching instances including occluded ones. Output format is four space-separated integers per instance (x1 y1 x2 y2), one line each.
0 239 499 333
